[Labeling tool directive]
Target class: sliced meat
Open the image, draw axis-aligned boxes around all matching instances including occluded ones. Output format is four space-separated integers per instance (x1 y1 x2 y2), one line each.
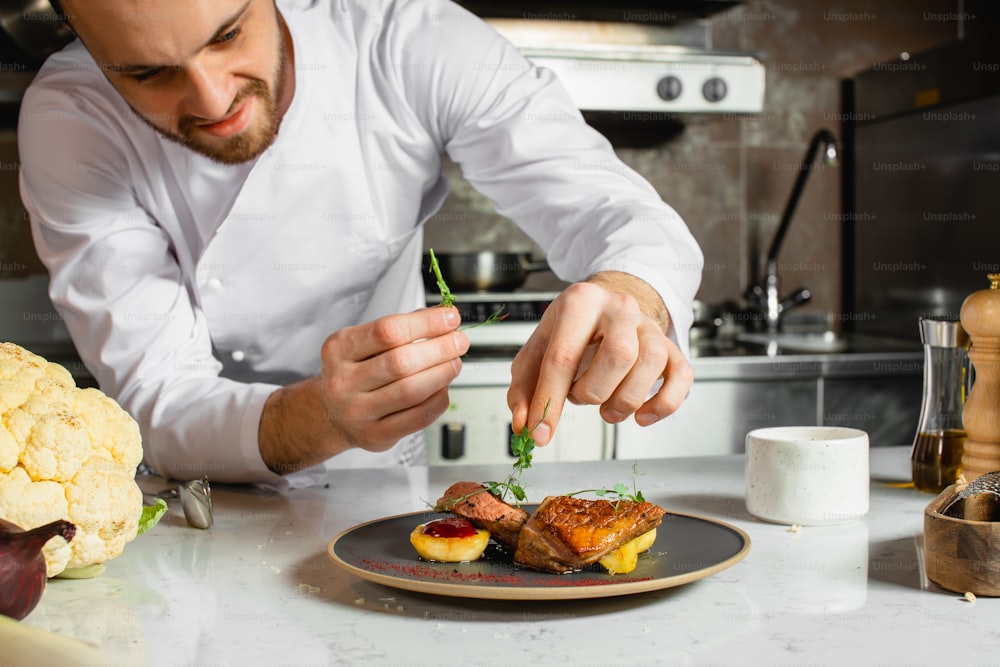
514 495 666 574
435 481 529 550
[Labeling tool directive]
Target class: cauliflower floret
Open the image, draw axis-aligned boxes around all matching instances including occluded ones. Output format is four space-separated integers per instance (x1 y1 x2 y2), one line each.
63 460 143 569
70 388 143 471
16 402 92 482
0 343 146 577
0 342 74 414
0 422 18 472
0 467 72 576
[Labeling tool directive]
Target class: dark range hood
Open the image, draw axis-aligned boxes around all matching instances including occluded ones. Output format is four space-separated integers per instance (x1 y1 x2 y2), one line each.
456 0 742 23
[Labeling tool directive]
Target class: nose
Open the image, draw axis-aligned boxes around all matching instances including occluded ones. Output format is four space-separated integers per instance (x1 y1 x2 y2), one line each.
183 59 236 121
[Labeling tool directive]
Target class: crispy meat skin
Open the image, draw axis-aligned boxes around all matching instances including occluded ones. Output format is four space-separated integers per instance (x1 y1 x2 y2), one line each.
435 481 529 550
513 496 666 574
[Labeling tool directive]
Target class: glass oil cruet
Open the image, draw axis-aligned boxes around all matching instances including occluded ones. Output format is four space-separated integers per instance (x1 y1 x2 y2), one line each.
910 317 970 492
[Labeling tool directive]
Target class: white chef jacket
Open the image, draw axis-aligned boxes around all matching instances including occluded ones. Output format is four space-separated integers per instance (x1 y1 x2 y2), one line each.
18 0 703 487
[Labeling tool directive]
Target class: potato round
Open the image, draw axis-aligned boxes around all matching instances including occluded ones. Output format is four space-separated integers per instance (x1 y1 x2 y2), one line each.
409 522 490 562
598 528 657 575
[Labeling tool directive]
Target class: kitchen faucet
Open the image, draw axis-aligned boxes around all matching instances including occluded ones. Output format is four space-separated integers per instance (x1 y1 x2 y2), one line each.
747 128 839 333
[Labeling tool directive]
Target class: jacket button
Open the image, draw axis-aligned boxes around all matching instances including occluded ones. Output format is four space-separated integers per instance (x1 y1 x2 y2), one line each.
231 350 245 362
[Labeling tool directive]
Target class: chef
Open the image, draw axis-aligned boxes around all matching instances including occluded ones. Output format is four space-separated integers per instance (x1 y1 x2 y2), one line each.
19 0 703 487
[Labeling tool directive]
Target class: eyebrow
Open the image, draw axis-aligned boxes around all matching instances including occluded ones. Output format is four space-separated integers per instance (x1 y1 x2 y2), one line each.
106 0 252 74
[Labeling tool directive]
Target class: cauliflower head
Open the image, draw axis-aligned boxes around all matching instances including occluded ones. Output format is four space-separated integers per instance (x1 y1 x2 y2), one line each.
0 342 144 576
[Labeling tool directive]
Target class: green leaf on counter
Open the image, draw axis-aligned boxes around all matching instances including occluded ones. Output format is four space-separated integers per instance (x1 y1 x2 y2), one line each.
54 563 106 580
137 498 168 536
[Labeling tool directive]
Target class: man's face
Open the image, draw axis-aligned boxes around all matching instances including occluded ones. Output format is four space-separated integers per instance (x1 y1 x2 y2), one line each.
64 0 291 165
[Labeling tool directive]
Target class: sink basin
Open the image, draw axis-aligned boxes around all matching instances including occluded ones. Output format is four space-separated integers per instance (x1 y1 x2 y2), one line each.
735 331 849 353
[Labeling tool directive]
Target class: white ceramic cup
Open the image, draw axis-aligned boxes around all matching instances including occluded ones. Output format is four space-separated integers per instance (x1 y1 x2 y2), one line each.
745 426 870 526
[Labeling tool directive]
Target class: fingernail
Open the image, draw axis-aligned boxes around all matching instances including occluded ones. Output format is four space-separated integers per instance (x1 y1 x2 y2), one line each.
452 332 467 352
532 422 551 444
605 410 626 423
442 308 458 325
635 411 658 427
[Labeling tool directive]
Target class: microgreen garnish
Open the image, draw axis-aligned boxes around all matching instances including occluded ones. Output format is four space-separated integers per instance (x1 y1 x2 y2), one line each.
460 308 510 330
426 248 507 330
437 401 550 510
427 248 455 308
564 464 647 511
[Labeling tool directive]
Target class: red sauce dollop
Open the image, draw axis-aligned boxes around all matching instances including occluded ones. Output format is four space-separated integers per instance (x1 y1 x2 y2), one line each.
422 517 478 538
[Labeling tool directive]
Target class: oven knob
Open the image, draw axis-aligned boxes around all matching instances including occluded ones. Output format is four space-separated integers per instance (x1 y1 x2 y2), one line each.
507 423 519 458
656 75 683 101
702 77 728 103
441 422 465 460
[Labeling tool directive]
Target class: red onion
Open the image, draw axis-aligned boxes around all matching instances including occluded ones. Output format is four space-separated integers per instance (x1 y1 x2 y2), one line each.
0 518 76 620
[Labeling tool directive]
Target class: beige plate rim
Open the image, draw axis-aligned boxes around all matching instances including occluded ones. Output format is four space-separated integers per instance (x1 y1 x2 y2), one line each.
327 508 751 601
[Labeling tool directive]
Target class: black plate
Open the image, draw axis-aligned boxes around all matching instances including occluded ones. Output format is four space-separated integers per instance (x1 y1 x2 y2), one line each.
328 508 750 601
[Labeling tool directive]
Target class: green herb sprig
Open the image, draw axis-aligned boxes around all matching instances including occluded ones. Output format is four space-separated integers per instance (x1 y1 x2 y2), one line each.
563 464 647 511
428 248 455 308
437 401 549 509
426 248 506 330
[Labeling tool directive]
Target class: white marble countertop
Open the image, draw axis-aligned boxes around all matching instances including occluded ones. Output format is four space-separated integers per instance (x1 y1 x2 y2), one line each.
22 446 999 666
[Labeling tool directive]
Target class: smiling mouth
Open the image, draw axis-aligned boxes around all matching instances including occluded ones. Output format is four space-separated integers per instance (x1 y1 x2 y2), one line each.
195 97 255 139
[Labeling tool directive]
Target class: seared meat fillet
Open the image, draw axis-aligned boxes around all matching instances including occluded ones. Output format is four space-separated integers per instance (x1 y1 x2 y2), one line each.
514 495 666 574
435 481 529 550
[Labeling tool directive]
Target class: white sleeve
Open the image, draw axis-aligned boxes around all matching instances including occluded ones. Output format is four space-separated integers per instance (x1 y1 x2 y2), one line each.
383 0 703 354
17 82 315 487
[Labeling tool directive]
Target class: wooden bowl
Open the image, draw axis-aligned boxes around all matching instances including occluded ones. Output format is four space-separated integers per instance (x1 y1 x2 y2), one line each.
924 483 1000 596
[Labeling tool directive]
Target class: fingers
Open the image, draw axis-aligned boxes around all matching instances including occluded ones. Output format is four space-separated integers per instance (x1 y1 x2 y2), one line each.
326 364 461 441
334 306 461 362
328 383 455 452
508 285 602 445
509 282 694 444
636 339 693 426
596 321 669 423
318 307 469 452
323 309 468 389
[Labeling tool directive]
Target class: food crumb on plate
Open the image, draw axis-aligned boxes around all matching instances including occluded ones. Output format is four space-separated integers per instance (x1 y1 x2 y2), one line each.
964 591 977 604
354 597 365 605
788 524 801 533
296 583 321 595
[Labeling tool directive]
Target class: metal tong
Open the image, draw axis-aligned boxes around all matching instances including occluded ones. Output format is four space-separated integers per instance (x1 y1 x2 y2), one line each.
144 477 214 529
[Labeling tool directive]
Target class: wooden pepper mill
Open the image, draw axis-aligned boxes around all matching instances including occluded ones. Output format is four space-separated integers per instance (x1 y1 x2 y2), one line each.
960 273 1000 481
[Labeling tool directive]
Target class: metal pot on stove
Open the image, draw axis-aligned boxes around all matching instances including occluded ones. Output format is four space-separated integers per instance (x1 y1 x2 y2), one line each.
0 0 74 62
422 251 549 293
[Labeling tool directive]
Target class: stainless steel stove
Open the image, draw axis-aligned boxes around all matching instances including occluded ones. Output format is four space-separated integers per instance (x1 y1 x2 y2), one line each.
431 290 558 350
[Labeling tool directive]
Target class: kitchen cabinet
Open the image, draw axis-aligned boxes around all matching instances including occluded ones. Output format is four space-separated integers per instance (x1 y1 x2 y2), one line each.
615 350 923 459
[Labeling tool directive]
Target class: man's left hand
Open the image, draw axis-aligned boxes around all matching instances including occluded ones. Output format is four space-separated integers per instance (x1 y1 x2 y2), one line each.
507 271 693 446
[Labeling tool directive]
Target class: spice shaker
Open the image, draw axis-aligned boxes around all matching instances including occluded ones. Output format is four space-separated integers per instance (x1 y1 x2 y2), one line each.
960 273 1000 481
910 317 969 492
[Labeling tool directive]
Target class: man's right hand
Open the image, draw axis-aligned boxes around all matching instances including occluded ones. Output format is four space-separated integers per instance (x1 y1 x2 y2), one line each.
259 307 468 474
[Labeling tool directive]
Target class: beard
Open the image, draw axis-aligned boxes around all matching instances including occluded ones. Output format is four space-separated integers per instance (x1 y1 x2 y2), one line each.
136 24 289 165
